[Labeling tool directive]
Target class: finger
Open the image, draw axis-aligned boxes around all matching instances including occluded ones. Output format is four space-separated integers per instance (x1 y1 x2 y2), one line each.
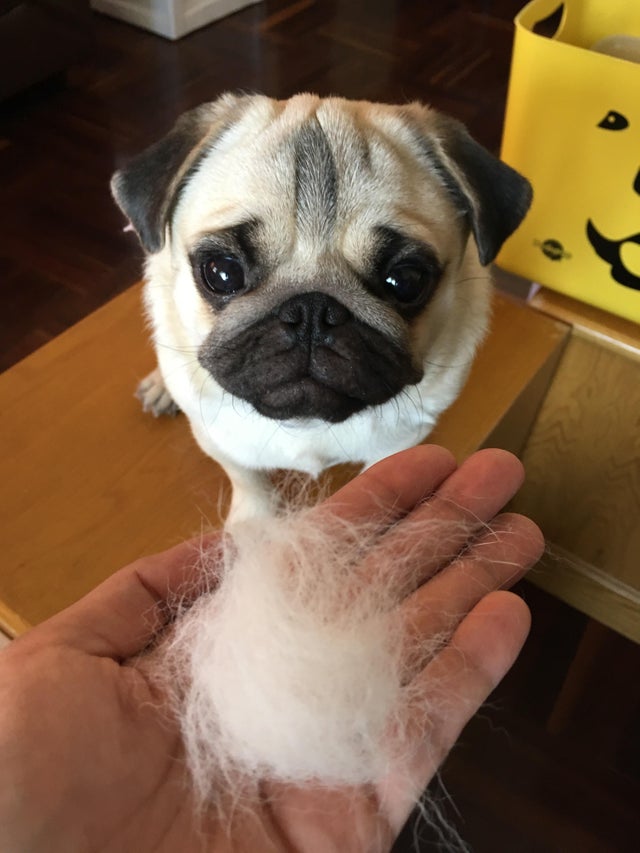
414 590 531 764
401 513 543 675
358 448 528 594
429 447 526 524
321 444 457 526
381 591 531 832
32 534 220 659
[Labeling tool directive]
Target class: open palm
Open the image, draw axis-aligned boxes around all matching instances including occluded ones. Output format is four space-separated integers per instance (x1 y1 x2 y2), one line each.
0 445 543 853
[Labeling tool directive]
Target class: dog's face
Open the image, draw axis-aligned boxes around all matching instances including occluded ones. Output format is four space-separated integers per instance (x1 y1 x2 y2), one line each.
113 94 531 424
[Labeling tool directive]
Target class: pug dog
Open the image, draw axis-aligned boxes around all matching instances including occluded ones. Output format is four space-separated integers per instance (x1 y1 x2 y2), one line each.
111 93 532 521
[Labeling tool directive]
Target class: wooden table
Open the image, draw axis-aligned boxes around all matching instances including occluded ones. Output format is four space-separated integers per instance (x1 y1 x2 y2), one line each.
0 284 567 636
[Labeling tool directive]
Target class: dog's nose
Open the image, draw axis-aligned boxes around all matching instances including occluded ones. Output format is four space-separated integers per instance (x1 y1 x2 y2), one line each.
277 292 351 340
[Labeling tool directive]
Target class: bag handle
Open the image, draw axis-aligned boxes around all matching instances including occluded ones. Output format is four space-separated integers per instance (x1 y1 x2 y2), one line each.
517 0 640 44
516 0 567 39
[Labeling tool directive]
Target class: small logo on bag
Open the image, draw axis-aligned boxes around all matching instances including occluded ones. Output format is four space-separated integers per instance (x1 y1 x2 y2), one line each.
535 239 572 262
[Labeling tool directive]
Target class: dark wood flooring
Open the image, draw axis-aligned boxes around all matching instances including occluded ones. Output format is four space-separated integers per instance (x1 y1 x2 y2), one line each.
1 2 639 851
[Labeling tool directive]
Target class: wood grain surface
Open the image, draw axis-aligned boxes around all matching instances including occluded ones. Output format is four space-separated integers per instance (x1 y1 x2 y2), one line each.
512 290 640 642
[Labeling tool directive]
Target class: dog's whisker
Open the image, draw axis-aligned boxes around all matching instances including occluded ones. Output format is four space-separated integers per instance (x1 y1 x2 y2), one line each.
155 342 202 356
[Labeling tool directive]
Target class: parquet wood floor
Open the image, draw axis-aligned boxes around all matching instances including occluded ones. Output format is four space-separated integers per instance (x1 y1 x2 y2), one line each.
1 2 639 850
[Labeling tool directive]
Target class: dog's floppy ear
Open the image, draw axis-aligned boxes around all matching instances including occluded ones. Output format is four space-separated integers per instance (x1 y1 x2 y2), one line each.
405 105 533 265
111 94 250 253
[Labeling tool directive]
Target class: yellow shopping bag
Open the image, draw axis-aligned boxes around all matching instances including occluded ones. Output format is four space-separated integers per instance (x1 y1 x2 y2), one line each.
497 0 640 322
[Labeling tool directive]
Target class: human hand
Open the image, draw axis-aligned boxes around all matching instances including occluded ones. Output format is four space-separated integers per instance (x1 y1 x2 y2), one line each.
0 445 543 852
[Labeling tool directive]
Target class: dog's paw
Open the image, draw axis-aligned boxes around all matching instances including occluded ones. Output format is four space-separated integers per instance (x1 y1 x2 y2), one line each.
135 368 180 417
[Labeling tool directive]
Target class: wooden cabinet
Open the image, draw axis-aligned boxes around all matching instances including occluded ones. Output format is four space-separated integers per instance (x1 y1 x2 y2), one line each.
510 290 640 643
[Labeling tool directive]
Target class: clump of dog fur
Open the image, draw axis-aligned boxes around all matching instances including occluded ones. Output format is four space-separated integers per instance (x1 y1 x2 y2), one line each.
148 505 472 812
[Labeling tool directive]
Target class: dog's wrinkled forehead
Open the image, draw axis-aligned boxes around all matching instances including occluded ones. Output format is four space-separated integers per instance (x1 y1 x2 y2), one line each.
292 117 339 241
173 95 454 256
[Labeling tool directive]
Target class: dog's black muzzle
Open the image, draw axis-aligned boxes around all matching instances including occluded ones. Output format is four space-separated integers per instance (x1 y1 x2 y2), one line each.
200 291 423 422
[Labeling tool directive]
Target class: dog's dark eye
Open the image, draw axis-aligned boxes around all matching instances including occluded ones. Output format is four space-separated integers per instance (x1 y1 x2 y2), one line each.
201 254 245 295
384 263 436 305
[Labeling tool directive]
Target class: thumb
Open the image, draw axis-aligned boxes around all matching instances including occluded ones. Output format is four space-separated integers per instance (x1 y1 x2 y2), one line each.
28 535 219 660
